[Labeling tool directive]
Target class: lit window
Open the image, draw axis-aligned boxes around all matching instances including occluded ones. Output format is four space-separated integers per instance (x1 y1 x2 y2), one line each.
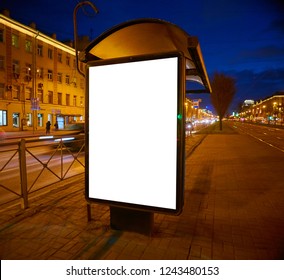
0 110 7 126
12 34 19 48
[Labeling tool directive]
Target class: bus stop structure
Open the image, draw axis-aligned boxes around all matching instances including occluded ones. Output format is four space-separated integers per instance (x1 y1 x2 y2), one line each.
82 18 211 235
81 18 211 93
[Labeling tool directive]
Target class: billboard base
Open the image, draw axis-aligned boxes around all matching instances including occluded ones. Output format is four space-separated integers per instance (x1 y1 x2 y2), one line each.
110 206 154 236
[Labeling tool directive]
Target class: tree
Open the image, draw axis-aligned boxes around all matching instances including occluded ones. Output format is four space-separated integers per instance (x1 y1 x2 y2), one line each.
210 72 236 130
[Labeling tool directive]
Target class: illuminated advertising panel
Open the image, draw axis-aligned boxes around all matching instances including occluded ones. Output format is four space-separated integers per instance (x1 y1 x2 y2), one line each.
86 52 184 214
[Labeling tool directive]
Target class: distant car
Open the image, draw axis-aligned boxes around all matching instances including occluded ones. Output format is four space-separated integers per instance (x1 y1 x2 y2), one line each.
185 121 194 130
185 121 194 136
52 123 85 151
63 123 85 134
53 134 85 152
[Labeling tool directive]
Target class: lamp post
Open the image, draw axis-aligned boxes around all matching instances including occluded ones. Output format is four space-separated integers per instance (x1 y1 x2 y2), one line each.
262 105 267 123
32 31 39 133
273 102 278 124
184 100 189 121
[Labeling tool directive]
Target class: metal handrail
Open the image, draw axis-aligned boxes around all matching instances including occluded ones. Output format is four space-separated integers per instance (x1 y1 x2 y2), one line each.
0 135 85 209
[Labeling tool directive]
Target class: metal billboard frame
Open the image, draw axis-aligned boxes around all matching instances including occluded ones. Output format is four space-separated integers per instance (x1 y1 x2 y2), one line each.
85 51 185 215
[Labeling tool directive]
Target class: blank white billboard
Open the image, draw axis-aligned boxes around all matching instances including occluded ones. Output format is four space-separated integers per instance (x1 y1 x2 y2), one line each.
86 53 184 214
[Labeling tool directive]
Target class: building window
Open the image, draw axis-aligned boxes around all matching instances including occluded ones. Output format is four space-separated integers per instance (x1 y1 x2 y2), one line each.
37 44 43 56
57 72 62 83
25 40 32 52
0 83 4 99
66 56 70 66
25 63 32 82
66 94 70 106
37 89 43 102
37 114 44 127
48 69 53 80
80 96 84 107
0 56 4 70
26 113 32 127
58 52 62 63
48 48 53 59
13 86 20 100
65 75 70 84
73 95 77 106
25 87 32 100
58 92 62 105
12 60 20 77
48 91 53 104
37 67 43 79
12 34 19 48
13 113 20 128
0 29 4 43
0 110 7 126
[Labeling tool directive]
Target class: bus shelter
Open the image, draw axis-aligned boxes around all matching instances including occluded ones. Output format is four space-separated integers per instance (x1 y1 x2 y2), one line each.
82 19 211 235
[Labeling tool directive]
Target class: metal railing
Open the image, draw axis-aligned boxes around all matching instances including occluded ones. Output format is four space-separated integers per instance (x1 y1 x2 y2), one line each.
0 135 85 209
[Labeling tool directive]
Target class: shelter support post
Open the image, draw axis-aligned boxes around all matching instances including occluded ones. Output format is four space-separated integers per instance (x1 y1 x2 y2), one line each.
110 207 154 236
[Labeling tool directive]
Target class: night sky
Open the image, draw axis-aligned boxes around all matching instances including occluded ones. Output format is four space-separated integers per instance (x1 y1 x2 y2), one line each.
1 0 284 113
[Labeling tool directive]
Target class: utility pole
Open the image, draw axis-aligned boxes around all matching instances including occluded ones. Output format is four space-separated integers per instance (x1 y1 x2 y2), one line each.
32 31 39 133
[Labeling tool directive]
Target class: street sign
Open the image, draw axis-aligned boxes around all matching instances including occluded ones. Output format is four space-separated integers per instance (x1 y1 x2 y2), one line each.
31 97 40 110
86 52 185 214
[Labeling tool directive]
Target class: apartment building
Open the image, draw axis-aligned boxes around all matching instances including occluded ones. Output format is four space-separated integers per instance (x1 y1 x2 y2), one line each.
0 10 85 132
240 93 284 124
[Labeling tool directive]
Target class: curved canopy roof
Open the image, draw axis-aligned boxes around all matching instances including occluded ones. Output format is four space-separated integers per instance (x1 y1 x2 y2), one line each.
81 18 211 93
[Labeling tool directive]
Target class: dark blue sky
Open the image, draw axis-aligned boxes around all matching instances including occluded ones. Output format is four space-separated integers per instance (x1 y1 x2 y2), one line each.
1 0 284 113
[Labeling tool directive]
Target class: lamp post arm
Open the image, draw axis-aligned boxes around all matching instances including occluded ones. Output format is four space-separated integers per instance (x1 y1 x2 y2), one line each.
73 1 99 77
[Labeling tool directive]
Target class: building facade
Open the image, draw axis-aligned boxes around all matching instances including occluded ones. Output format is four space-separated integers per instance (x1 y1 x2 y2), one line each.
0 10 85 132
240 93 284 124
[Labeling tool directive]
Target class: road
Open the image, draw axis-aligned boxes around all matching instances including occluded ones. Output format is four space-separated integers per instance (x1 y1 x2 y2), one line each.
0 136 85 206
227 121 284 153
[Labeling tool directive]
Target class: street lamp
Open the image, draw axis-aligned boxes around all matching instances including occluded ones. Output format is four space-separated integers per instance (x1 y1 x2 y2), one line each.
184 100 189 121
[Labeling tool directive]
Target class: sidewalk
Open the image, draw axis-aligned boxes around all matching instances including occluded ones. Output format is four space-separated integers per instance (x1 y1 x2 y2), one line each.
0 123 284 260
